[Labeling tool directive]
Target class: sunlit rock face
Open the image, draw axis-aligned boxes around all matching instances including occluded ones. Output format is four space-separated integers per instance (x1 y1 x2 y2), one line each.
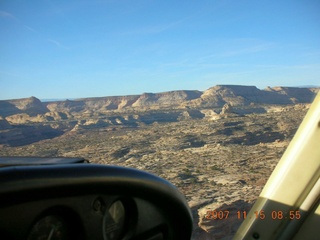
1 86 318 119
0 85 317 147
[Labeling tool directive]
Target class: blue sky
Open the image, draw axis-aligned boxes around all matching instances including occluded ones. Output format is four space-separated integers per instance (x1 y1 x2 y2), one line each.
1 0 319 100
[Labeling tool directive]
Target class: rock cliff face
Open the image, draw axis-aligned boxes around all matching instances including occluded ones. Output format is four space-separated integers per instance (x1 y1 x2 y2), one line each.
1 86 318 118
0 85 318 146
265 86 318 103
0 96 48 117
197 85 317 107
132 90 202 108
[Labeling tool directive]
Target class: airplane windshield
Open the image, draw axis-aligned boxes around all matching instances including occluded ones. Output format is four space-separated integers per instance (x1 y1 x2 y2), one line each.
0 1 319 239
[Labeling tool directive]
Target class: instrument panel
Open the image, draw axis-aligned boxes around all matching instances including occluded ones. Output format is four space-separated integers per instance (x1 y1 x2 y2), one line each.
0 159 192 240
1 194 166 240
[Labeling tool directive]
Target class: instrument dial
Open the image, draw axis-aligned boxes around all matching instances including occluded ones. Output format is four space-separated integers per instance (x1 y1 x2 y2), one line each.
103 200 126 240
28 215 69 240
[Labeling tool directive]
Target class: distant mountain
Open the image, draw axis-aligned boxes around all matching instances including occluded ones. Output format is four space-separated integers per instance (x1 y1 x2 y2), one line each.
0 85 319 118
1 85 319 146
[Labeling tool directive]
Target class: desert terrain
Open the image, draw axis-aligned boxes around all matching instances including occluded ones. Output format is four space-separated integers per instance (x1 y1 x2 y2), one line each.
0 85 318 239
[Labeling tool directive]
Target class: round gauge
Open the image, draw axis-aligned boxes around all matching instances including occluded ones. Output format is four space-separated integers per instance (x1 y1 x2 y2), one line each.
103 200 126 240
28 215 69 240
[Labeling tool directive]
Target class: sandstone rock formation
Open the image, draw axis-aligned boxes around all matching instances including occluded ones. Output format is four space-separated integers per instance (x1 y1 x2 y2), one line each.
220 103 234 115
0 96 48 117
1 86 318 120
0 85 318 147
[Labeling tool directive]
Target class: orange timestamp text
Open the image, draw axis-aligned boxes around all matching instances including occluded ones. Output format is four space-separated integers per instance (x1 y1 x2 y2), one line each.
205 210 301 220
